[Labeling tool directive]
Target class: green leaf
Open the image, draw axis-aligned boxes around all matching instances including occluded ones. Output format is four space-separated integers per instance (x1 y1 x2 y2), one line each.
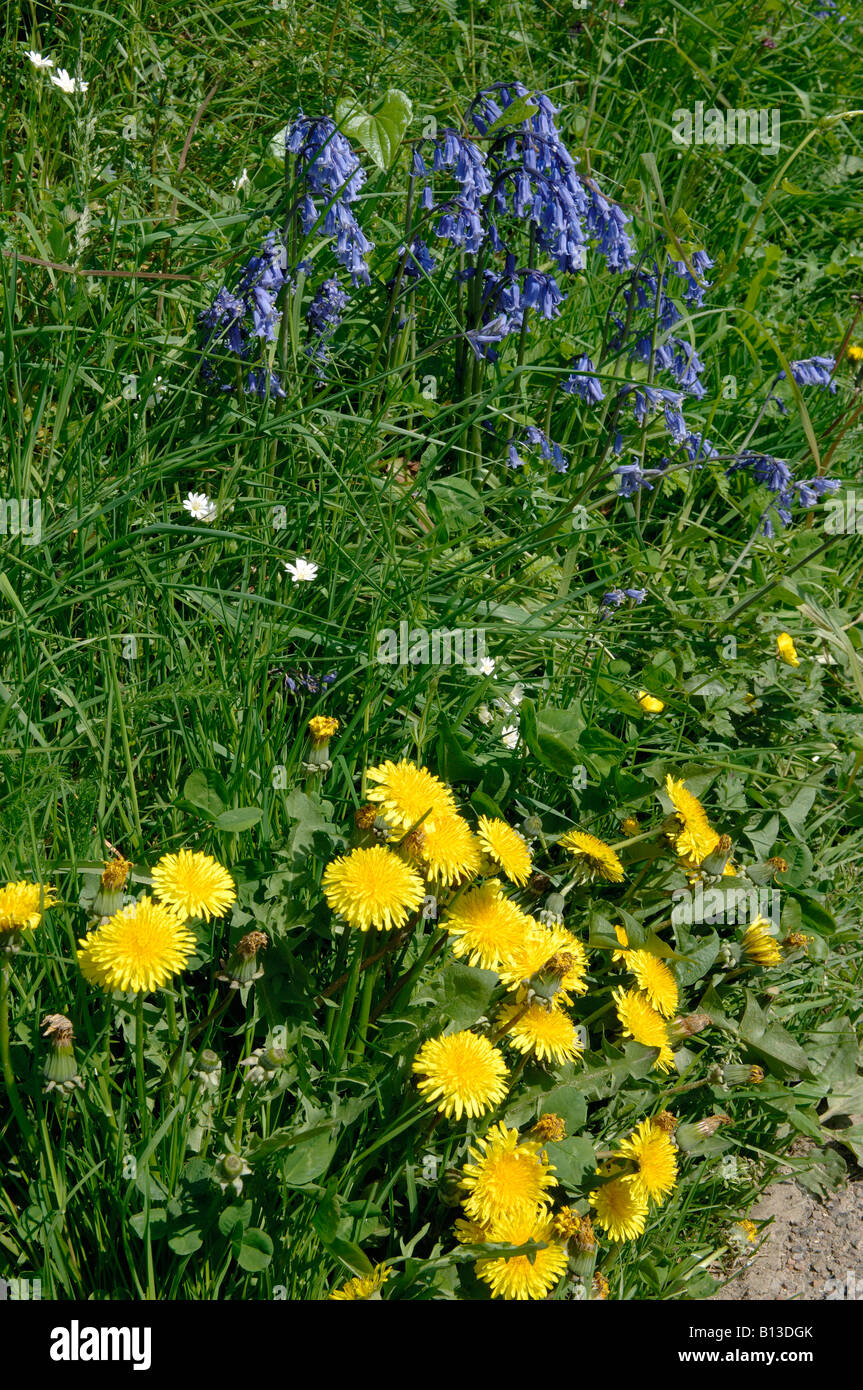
482 96 540 136
167 1227 203 1256
673 929 720 986
335 89 413 170
218 1201 252 1237
233 1226 273 1272
542 1136 595 1190
182 768 227 818
215 806 263 832
441 961 498 1030
426 476 484 535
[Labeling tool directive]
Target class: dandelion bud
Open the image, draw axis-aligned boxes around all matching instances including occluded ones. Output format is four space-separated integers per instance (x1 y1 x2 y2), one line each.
439 1167 466 1208
746 856 787 885
528 872 553 896
192 1049 222 1089
93 856 132 918
741 919 783 967
668 1012 711 1041
240 1044 287 1085
532 1113 567 1144
723 1063 765 1086
215 1151 251 1196
521 814 543 840
675 1114 732 1151
302 715 339 774
701 834 734 877
528 952 574 1003
537 891 566 927
216 930 268 988
707 1063 725 1086
42 1013 84 1094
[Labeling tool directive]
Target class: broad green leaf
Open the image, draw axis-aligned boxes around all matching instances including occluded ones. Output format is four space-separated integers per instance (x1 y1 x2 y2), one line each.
233 1226 273 1272
335 89 413 170
183 768 227 818
215 806 263 832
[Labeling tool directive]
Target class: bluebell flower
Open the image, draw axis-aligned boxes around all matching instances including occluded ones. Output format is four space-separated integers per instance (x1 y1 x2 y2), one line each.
625 588 648 603
199 232 289 393
286 112 374 285
562 354 604 405
780 356 836 393
668 248 713 306
507 424 568 473
614 461 655 497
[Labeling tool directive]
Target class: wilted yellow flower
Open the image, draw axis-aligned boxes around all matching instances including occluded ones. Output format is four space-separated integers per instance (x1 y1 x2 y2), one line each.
776 632 799 667
532 1113 566 1144
412 1030 508 1120
475 816 532 885
323 846 425 932
621 816 639 836
460 1122 557 1226
636 690 665 713
558 829 624 883
151 850 236 921
475 1211 568 1300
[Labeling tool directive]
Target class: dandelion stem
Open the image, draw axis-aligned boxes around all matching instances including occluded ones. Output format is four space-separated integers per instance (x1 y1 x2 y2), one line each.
0 958 34 1148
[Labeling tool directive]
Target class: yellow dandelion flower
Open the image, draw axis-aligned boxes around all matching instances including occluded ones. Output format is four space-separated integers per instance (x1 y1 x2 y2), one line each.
741 917 783 967
615 1119 678 1207
328 1262 392 1300
497 998 584 1065
590 1172 649 1242
77 896 196 994
460 1122 557 1226
454 1217 491 1245
445 880 530 971
625 950 678 1018
848 344 863 363
611 924 630 963
416 812 481 887
476 1211 568 1301
553 929 590 1000
552 1206 582 1240
664 774 720 866
308 715 339 741
621 816 639 836
475 816 532 886
558 829 624 883
322 846 425 932
412 1029 509 1121
636 690 665 713
776 632 799 667
495 917 565 990
365 759 456 831
613 987 675 1071
151 850 236 921
100 857 132 892
0 880 55 933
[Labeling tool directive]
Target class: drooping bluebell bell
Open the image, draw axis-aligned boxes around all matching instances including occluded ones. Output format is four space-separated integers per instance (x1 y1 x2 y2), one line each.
614 460 656 497
286 112 374 285
668 248 714 306
727 453 840 534
779 356 837 392
199 232 289 396
506 424 568 472
305 277 350 378
625 588 648 603
562 354 604 405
